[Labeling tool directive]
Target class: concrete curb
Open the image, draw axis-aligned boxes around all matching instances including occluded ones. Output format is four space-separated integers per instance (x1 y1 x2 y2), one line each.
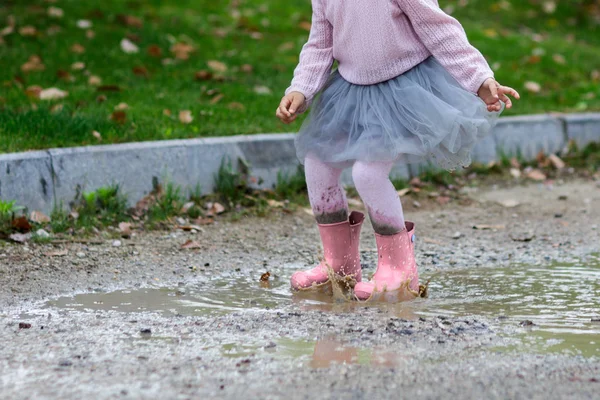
1 113 599 213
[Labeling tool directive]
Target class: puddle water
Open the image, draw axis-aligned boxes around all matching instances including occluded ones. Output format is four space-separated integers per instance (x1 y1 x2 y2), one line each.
40 261 600 358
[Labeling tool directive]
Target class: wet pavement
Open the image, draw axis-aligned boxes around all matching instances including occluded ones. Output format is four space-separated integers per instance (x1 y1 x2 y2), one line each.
1 180 600 399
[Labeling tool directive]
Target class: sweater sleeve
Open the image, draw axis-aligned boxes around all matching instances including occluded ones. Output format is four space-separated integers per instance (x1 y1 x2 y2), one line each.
398 0 494 94
285 0 334 113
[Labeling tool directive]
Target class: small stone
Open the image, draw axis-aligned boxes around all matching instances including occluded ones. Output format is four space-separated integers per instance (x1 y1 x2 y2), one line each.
58 360 73 367
35 229 51 238
554 213 563 218
519 320 535 327
452 232 462 239
76 252 86 258
112 240 122 247
140 328 152 335
18 322 32 329
558 195 568 201
264 342 277 349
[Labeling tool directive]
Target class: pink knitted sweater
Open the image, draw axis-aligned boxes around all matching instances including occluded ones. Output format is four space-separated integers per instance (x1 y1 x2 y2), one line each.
286 0 494 109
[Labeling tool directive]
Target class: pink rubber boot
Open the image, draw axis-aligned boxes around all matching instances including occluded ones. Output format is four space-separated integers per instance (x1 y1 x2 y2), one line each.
354 222 419 301
291 211 364 290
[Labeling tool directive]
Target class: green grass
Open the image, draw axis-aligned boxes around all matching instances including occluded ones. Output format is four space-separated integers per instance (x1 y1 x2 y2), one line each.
1 0 599 153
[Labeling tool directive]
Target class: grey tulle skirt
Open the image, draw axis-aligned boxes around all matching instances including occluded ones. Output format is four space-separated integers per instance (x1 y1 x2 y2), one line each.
295 57 502 170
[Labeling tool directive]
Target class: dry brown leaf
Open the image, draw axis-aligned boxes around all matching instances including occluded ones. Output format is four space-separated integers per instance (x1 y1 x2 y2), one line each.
30 211 50 223
71 62 85 70
437 196 451 206
178 225 204 232
88 75 102 86
40 88 68 100
163 109 171 116
266 199 285 208
195 70 213 81
117 15 143 28
210 93 224 104
96 95 107 103
253 85 271 95
548 154 565 170
25 85 42 99
111 110 127 124
552 54 566 65
397 188 411 196
498 199 520 208
260 272 271 282
207 60 227 73
227 102 245 111
171 42 194 60
181 240 202 250
45 249 68 257
19 26 37 36
92 130 102 141
114 102 129 111
526 169 547 181
193 217 214 226
147 44 162 57
211 202 225 215
524 81 541 93
119 222 132 238
21 55 45 72
132 66 149 77
70 43 85 54
97 85 120 92
12 216 32 232
86 30 95 39
179 110 193 124
240 64 253 73
48 7 64 18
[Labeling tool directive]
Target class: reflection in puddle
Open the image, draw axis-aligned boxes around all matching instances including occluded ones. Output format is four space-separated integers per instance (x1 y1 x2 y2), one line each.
43 260 600 357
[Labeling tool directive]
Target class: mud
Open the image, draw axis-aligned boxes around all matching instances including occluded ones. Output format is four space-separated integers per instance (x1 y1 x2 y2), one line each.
1 180 600 399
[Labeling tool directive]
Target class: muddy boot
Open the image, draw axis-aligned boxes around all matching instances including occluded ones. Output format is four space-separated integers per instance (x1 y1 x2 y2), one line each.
354 222 419 301
291 211 364 290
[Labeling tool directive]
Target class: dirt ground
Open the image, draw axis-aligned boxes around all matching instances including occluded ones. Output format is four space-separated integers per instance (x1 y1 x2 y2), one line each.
1 179 599 399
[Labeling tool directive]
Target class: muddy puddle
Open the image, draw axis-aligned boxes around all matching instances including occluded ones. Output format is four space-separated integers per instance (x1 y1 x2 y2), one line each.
38 260 600 358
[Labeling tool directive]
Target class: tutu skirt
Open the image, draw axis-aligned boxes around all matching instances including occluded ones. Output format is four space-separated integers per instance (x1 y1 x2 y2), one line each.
295 57 502 170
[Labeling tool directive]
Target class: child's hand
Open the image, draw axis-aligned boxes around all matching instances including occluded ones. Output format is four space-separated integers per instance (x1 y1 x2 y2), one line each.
478 78 520 112
276 92 306 124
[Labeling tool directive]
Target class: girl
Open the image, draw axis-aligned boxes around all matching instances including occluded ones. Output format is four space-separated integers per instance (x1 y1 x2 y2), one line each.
276 0 520 301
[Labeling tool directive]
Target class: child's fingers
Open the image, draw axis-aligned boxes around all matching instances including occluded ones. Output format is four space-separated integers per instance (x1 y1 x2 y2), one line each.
488 81 499 100
500 94 512 109
500 86 520 100
279 98 292 117
289 96 304 114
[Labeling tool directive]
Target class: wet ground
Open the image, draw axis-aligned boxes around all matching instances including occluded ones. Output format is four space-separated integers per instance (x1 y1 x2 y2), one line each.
1 180 600 399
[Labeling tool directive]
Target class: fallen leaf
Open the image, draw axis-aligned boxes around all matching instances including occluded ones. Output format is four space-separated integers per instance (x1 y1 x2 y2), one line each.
132 66 149 77
171 42 194 60
227 102 245 111
92 130 102 141
211 202 225 215
210 93 224 104
71 62 85 70
120 38 139 54
524 81 541 93
303 208 314 216
526 169 547 181
0 26 14 36
111 111 127 124
48 7 64 18
497 199 520 208
240 64 253 73
29 211 50 223
179 110 193 124
19 26 37 36
267 199 285 208
552 54 566 65
163 109 171 116
548 154 565 169
119 222 132 238
181 240 202 249
76 20 93 29
195 70 213 81
114 102 129 110
207 60 227 73
260 272 271 282
56 69 71 81
147 45 162 57
96 95 107 103
25 85 42 99
397 188 411 196
473 224 505 230
44 249 68 257
40 88 68 100
437 196 451 206
9 233 32 243
253 85 272 95
510 168 522 178
178 225 204 232
86 30 95 39
21 55 45 72
70 43 85 54
117 15 143 28
193 217 214 225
